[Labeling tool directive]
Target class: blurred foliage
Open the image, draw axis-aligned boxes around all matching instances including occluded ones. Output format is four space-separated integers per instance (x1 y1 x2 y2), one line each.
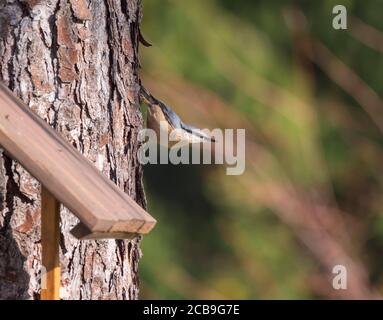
139 0 383 299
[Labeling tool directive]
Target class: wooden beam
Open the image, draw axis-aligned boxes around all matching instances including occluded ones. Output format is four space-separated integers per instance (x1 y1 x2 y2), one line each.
70 223 136 240
0 83 156 236
40 187 61 300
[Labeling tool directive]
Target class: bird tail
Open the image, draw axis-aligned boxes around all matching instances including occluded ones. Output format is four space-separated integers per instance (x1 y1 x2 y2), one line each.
139 86 157 106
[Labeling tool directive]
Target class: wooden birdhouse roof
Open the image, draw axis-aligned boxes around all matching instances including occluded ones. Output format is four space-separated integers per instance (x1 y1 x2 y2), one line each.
0 82 156 239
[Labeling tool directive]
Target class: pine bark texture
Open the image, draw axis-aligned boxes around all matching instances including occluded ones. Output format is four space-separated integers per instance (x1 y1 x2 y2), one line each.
0 0 146 299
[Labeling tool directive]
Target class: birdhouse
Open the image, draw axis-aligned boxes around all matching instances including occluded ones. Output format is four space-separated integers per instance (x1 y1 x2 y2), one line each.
0 82 156 299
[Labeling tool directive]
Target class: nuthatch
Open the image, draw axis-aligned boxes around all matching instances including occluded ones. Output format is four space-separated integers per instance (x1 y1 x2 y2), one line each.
139 85 215 146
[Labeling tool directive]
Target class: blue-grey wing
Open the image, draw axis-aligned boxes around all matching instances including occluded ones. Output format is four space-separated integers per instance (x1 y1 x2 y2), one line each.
159 103 182 129
181 123 215 142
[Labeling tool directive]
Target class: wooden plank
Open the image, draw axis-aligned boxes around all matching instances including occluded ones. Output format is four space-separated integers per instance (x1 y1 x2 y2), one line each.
0 83 156 235
40 187 61 300
70 223 136 240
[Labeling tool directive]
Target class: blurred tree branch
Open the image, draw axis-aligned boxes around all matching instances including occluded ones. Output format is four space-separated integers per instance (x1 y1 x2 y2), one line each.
350 16 383 54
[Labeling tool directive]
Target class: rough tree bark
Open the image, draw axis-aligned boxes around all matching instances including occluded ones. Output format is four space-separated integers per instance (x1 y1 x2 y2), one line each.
0 0 146 299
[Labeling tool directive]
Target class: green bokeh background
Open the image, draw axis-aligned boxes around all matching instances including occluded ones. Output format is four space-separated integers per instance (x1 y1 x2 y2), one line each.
139 0 383 299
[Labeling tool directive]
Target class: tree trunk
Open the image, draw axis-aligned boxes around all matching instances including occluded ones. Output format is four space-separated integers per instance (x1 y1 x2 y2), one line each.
0 0 146 299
